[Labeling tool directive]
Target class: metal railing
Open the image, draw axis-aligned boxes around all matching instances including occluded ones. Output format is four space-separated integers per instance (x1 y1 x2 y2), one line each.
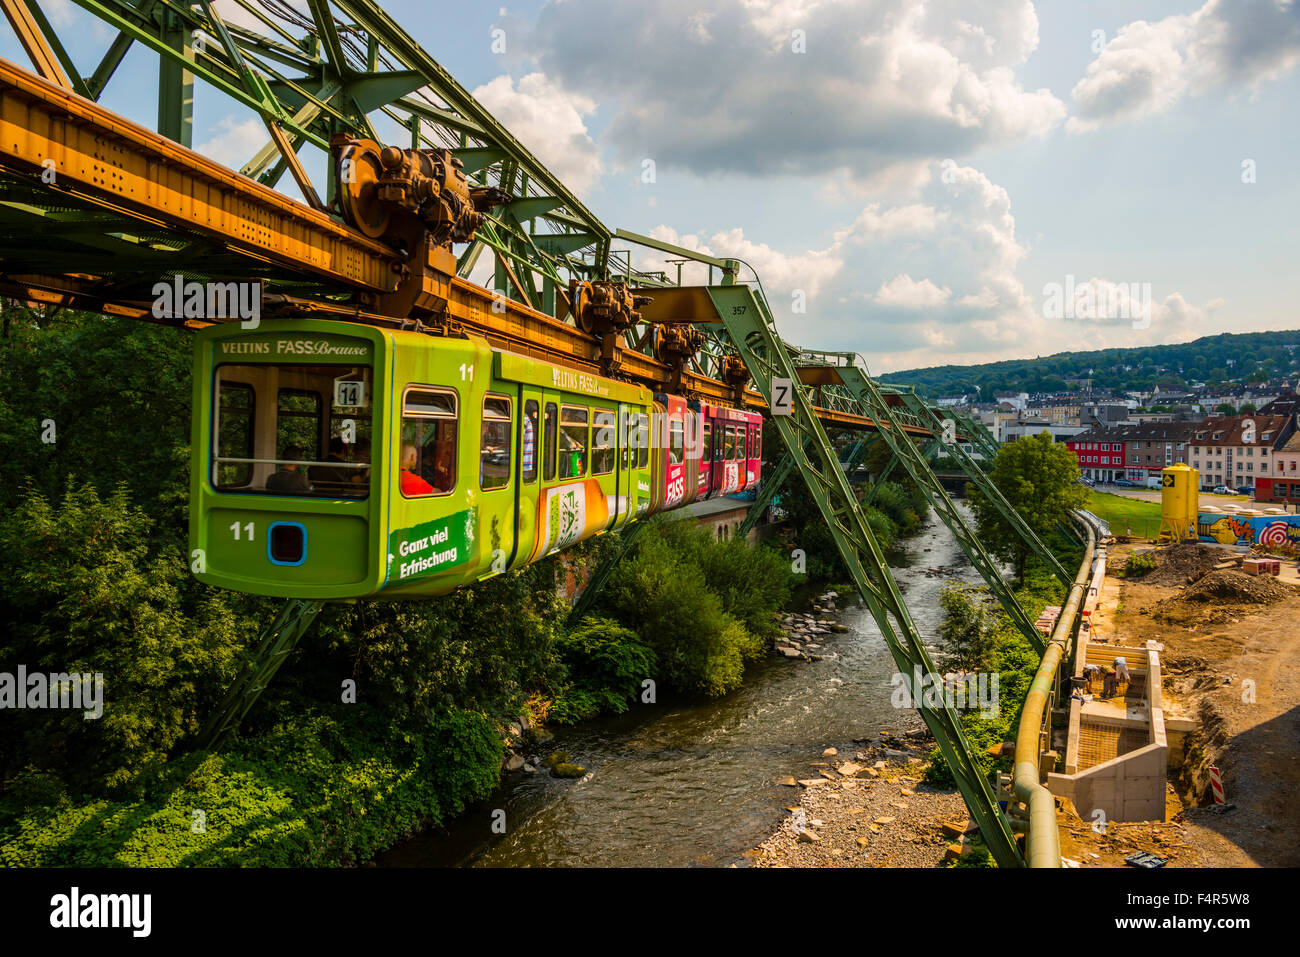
1013 509 1106 867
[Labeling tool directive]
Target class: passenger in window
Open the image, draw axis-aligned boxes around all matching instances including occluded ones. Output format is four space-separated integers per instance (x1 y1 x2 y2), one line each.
401 442 434 495
430 432 456 492
310 436 351 491
561 429 585 478
267 445 312 494
349 437 371 490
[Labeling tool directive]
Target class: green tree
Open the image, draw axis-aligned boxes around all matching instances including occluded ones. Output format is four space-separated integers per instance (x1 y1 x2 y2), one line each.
937 583 997 671
1216 403 1237 415
965 432 1088 581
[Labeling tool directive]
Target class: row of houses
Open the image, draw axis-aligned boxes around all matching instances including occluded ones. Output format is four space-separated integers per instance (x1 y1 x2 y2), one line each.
1061 414 1300 491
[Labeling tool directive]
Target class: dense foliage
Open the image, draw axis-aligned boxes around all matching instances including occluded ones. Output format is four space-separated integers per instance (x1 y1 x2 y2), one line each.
0 305 803 865
548 618 657 724
886 329 1299 398
966 432 1088 580
936 583 998 672
590 518 789 697
924 565 1068 789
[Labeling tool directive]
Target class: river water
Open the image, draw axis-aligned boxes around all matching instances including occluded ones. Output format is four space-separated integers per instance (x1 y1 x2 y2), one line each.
378 508 983 868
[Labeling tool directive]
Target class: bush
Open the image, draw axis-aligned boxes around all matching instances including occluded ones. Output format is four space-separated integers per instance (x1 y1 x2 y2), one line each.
549 618 657 724
923 561 1074 790
0 480 259 794
1123 553 1156 578
595 520 770 697
937 583 998 671
0 708 502 867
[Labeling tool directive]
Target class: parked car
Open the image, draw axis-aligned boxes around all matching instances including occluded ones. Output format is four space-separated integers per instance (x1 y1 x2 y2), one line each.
1114 479 1137 488
1211 485 1234 495
1236 486 1255 496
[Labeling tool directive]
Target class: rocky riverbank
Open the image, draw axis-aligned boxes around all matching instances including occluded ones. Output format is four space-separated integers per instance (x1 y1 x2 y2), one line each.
750 727 985 868
773 590 852 661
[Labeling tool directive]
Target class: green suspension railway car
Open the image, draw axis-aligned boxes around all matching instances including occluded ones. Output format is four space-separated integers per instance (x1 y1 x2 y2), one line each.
190 319 763 599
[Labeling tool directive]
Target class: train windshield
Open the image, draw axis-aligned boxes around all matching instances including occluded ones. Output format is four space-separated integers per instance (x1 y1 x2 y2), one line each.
212 363 373 498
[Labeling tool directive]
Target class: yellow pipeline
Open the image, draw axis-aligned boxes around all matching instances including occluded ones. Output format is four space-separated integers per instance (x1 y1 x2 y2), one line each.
1013 511 1099 868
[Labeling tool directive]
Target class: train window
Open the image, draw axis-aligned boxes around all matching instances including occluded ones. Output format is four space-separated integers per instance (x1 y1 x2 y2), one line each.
401 387 457 497
522 400 539 483
636 413 650 469
544 402 558 481
723 426 735 461
480 394 512 491
753 428 761 461
212 364 373 498
277 389 321 464
592 410 617 475
328 368 373 490
559 405 588 479
215 381 254 488
669 419 684 465
703 423 713 464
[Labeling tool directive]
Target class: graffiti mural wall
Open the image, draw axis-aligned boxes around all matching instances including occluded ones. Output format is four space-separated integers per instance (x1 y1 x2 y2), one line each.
1197 513 1300 546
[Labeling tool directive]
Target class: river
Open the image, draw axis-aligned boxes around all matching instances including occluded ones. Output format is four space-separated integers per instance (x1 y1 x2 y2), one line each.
378 507 983 867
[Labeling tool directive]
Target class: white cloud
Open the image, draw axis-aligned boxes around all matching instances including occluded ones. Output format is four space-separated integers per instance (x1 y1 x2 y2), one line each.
873 274 952 308
1069 0 1300 132
193 116 267 172
522 0 1064 182
471 72 602 194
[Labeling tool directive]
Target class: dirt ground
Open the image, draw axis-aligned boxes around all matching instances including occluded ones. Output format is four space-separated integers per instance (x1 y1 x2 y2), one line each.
748 731 976 868
1062 541 1300 868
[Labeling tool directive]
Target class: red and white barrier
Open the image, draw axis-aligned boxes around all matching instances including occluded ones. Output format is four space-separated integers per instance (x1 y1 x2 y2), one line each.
1208 765 1226 805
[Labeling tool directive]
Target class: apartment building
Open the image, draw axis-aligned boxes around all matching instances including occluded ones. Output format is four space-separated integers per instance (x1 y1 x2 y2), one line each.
1189 414 1296 489
1066 422 1200 484
1065 426 1131 483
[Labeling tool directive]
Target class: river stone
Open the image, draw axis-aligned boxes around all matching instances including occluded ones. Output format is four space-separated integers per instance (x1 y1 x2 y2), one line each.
873 816 895 825
798 778 833 788
822 747 838 757
776 775 798 787
836 762 863 777
779 647 802 658
797 829 820 843
504 754 525 772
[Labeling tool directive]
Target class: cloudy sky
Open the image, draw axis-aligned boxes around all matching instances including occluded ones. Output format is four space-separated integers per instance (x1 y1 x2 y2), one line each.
7 0 1299 372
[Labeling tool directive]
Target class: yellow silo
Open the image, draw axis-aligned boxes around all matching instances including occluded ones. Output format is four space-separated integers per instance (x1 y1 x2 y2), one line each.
1159 464 1198 542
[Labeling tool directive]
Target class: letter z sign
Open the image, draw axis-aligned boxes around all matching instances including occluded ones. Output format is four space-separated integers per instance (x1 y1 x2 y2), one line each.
772 378 794 416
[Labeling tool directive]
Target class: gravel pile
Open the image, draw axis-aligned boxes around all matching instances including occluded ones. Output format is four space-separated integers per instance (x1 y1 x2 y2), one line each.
1154 569 1295 624
752 730 979 868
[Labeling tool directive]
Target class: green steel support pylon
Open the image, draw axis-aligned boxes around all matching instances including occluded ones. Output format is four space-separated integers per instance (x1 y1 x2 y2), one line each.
802 363 1048 654
567 520 650 626
737 452 796 539
706 285 1024 868
953 409 1001 462
863 436 939 504
898 392 1072 588
740 429 872 538
198 598 324 750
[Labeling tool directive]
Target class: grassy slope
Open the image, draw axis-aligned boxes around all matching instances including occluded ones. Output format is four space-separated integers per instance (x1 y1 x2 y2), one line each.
1086 490 1162 538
